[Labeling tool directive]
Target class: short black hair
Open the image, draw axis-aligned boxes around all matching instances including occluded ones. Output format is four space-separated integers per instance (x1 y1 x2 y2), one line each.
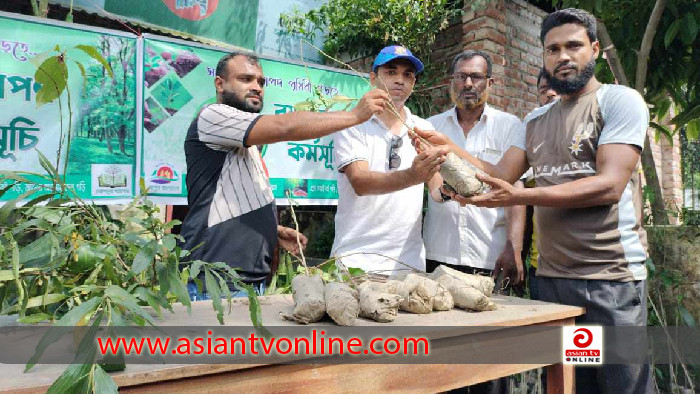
540 8 597 44
449 50 492 77
215 52 260 79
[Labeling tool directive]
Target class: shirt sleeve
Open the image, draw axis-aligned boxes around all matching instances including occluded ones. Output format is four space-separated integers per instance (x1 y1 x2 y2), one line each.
503 116 526 152
197 104 262 150
334 125 369 172
597 85 648 149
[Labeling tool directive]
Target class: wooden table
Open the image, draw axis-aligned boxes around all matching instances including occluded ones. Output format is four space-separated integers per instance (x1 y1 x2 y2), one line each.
1 294 584 393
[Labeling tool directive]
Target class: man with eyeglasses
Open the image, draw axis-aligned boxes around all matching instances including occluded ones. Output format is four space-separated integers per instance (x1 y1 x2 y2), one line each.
330 45 447 274
423 50 526 293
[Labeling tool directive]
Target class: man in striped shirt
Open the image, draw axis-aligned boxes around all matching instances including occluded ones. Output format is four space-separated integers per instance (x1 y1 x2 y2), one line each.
180 52 389 295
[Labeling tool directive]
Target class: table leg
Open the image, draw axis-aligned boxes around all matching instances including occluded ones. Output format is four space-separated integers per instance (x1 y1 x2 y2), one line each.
546 363 574 394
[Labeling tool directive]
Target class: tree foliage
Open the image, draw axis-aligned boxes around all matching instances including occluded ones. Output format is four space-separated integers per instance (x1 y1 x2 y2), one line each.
279 0 467 117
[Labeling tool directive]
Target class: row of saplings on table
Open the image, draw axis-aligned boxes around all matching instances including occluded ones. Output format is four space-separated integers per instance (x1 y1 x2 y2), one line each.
283 265 497 326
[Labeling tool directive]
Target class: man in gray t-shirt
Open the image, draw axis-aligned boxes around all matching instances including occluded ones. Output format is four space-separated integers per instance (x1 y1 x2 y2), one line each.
415 8 652 394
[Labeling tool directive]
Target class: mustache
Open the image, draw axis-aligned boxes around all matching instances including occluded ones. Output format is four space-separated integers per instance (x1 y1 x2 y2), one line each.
554 62 577 73
246 92 262 99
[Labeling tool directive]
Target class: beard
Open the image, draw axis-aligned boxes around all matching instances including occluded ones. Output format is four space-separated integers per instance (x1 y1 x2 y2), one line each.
545 58 596 95
221 89 263 113
450 88 488 110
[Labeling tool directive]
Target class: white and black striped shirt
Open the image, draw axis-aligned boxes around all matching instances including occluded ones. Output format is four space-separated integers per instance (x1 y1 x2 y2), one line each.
197 104 274 226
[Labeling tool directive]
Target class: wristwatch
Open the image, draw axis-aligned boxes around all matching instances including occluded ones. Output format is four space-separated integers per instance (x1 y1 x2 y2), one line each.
438 187 451 202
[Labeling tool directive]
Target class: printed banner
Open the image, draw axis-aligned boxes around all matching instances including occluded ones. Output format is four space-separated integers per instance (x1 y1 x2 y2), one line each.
141 36 368 205
51 0 258 50
0 13 138 202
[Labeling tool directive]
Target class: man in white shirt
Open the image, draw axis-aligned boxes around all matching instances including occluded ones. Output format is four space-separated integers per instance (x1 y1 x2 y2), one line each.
331 46 447 275
424 50 526 287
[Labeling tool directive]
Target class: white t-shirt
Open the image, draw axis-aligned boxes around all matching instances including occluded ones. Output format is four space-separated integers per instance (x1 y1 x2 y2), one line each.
331 107 434 274
424 105 524 270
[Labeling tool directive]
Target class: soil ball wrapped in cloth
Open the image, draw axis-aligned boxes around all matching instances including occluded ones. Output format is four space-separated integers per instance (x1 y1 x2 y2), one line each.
282 263 496 326
412 129 489 197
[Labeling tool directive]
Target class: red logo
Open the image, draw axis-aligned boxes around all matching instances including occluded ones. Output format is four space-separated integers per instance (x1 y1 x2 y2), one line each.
161 0 219 21
573 328 593 348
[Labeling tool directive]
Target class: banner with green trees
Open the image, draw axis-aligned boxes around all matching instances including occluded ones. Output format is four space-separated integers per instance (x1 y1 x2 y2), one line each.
0 13 138 202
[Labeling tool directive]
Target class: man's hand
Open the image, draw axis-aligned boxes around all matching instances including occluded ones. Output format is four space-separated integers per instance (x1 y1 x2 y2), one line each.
351 89 390 123
408 146 449 183
460 173 522 207
277 226 308 256
410 127 458 154
493 241 524 288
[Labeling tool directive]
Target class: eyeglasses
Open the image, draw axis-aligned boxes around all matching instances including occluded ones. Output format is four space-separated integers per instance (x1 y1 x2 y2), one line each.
388 136 403 170
450 73 489 84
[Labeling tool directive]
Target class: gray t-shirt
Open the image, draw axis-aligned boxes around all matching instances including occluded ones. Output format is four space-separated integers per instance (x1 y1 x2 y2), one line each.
520 84 649 282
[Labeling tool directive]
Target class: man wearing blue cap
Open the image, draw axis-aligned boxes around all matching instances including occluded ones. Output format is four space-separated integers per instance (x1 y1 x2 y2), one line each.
331 45 448 274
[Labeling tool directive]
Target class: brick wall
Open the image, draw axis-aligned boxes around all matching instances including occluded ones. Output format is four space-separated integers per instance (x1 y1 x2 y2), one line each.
427 0 546 118
345 0 684 221
649 131 684 224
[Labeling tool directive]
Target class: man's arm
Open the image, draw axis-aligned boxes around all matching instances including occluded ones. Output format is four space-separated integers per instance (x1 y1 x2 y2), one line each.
343 146 448 196
427 173 445 202
412 128 529 184
246 89 389 146
493 180 526 284
467 143 641 208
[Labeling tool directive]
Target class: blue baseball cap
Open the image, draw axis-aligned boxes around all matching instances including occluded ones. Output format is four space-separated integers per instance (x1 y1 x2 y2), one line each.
372 45 424 74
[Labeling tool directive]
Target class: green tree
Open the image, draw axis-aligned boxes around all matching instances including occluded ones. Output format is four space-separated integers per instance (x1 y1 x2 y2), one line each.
279 0 468 117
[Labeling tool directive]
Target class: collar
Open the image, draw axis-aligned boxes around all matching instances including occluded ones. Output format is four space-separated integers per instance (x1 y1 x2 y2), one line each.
446 104 490 129
371 106 415 136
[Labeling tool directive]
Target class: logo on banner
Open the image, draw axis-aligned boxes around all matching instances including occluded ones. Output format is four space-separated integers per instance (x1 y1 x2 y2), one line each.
563 326 603 365
150 164 179 185
161 0 219 20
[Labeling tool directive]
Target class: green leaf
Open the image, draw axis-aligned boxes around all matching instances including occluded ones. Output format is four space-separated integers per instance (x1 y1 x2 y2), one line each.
46 363 92 394
686 119 700 140
664 20 681 48
163 219 182 230
25 297 102 371
24 192 57 207
678 304 696 327
36 150 60 182
294 100 315 112
34 55 68 107
162 234 177 251
0 270 15 281
17 293 66 311
74 45 114 78
189 261 204 279
105 285 155 326
204 270 223 324
18 312 52 324
131 240 156 275
649 122 674 145
92 365 119 394
168 273 191 311
72 59 87 90
19 233 58 268
134 287 170 316
245 285 272 338
680 14 698 45
671 104 700 128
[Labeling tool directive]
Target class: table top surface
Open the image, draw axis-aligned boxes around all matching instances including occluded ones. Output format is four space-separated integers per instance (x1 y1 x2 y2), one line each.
0 294 584 392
